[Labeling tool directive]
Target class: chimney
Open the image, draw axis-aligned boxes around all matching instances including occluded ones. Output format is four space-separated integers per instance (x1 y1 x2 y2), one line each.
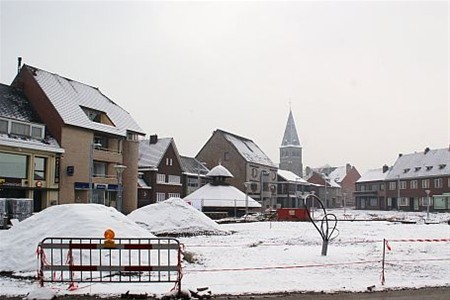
424 147 430 154
346 163 351 174
17 57 22 74
398 153 402 157
382 165 389 173
149 134 158 144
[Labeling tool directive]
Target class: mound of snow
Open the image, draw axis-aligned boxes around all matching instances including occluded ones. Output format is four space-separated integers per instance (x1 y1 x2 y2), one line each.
128 198 230 236
0 204 154 273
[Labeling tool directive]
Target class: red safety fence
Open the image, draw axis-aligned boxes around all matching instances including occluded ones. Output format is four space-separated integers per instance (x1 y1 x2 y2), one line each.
37 237 182 293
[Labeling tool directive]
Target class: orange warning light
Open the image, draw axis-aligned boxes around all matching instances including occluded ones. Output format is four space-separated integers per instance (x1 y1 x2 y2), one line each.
104 229 115 240
103 229 116 248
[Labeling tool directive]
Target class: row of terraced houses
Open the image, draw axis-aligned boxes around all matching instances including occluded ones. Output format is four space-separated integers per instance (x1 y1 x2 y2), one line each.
1 63 449 216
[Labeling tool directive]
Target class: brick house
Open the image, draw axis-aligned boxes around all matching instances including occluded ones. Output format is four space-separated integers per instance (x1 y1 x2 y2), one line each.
138 135 184 207
276 169 311 208
196 129 277 209
327 164 361 208
0 83 64 211
354 165 389 210
12 64 145 213
306 171 341 208
384 147 450 212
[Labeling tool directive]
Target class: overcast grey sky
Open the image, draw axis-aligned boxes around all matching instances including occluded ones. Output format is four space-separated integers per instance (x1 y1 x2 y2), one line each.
1 0 449 173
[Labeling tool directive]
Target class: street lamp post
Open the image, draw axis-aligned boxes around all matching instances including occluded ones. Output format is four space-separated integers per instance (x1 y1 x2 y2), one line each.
425 189 431 221
114 164 127 213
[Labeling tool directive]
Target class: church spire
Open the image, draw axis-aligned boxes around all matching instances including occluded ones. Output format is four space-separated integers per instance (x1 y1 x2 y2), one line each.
281 109 301 147
280 108 303 177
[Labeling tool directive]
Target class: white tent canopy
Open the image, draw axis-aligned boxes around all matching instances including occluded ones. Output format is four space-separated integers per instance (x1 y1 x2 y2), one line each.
184 183 261 211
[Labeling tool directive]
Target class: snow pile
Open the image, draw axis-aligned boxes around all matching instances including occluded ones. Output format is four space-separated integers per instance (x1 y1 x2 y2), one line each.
128 198 230 236
0 204 154 273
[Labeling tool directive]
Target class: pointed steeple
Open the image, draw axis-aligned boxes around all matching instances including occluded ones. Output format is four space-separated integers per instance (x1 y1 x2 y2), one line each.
279 109 303 177
281 109 301 147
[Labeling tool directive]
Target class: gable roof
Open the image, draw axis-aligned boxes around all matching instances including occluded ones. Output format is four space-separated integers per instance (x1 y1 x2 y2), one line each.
281 109 301 148
20 65 144 137
328 166 347 183
0 83 41 122
357 168 390 183
138 137 178 169
217 129 276 167
0 83 63 154
180 156 209 175
277 169 309 184
386 148 450 180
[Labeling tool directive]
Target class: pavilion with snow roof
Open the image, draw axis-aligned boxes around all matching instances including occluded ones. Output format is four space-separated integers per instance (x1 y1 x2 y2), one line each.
183 164 261 219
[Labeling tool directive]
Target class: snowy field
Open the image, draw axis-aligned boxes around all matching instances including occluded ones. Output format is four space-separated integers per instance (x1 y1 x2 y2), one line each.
0 203 449 298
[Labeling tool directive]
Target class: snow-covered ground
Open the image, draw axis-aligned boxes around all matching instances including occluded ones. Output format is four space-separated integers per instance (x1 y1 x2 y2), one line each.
0 203 449 298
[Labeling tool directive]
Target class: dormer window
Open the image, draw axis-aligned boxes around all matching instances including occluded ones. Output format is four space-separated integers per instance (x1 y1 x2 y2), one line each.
403 168 410 173
426 166 433 171
415 167 421 172
81 106 114 126
0 117 45 139
439 164 446 169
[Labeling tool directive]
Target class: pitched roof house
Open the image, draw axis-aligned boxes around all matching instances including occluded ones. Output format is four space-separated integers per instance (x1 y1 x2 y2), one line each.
196 129 277 209
138 135 183 207
12 64 145 213
0 83 64 212
180 155 210 196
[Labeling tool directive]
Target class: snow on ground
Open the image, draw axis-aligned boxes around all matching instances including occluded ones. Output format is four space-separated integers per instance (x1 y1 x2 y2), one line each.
128 197 230 236
0 204 154 273
0 207 449 298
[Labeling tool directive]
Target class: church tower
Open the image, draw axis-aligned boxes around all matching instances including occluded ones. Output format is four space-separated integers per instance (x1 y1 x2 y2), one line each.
279 109 303 177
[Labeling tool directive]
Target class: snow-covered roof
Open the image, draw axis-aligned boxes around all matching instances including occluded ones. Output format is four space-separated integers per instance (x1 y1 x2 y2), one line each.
386 148 450 180
137 177 151 189
277 169 309 184
0 133 64 154
207 164 234 178
184 183 261 208
23 65 144 137
328 166 347 183
181 155 209 175
138 137 173 168
220 130 276 167
357 168 389 183
0 83 40 122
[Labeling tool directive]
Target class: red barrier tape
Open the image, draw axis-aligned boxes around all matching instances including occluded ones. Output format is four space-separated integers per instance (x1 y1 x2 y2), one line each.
387 238 450 243
186 260 381 273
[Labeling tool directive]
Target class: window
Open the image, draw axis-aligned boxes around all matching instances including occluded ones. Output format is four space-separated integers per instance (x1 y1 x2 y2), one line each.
168 193 180 198
34 157 47 180
0 119 8 133
127 132 139 141
94 136 108 148
421 179 430 189
399 197 409 206
168 175 180 184
380 183 385 191
400 181 407 189
434 178 443 188
187 177 198 187
166 158 173 166
156 193 166 202
81 106 114 126
421 197 433 207
410 180 418 189
0 152 28 178
389 182 396 190
93 161 107 177
387 198 392 206
11 121 30 136
31 126 43 139
369 198 377 207
157 173 166 183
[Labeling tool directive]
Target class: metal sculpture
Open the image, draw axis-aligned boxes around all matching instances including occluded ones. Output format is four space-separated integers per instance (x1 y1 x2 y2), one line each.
303 192 339 256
